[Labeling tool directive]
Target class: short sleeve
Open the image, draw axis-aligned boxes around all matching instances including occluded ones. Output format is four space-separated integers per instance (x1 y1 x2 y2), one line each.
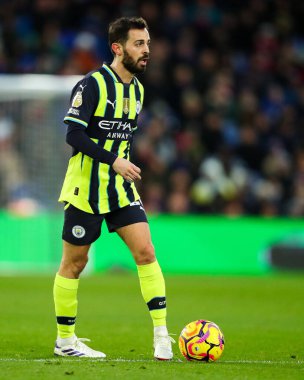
63 75 99 128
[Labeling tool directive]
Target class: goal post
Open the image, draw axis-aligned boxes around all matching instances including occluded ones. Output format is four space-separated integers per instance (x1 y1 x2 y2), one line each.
0 74 81 100
0 74 81 211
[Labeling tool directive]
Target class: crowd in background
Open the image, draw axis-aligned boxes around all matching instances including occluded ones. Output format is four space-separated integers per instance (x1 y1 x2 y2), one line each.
1 0 304 216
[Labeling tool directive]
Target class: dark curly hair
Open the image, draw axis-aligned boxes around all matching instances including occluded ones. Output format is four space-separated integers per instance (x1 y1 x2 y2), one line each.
108 17 148 54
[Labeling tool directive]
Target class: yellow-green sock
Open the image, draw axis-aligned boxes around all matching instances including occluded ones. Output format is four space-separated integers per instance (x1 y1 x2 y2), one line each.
53 273 79 338
137 260 167 327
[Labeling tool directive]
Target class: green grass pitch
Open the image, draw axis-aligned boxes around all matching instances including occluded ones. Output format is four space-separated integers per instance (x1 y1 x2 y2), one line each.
0 272 303 379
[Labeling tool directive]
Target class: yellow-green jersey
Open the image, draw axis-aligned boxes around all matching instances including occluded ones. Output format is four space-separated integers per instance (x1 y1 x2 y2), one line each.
59 63 144 214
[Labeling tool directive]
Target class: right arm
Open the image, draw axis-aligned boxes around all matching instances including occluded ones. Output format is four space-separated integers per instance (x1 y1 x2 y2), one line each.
66 123 141 181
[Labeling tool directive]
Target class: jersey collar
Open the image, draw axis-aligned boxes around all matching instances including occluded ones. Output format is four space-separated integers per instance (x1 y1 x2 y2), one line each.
102 63 136 85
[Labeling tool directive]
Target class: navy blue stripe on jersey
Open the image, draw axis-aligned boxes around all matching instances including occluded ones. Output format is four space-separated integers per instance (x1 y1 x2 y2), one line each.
127 82 140 158
107 140 121 210
123 142 135 203
88 141 103 214
119 83 135 203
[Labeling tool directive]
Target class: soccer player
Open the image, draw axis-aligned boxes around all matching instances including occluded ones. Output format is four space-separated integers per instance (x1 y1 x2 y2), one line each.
53 17 174 360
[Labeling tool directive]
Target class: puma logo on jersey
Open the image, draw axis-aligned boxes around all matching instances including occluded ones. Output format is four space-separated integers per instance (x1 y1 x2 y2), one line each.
106 99 116 109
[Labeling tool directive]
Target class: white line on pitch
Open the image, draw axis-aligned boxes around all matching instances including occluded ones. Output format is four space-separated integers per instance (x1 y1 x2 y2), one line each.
0 358 303 365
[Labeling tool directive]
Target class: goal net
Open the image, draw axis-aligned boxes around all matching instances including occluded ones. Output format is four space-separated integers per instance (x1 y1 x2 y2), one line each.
0 74 81 212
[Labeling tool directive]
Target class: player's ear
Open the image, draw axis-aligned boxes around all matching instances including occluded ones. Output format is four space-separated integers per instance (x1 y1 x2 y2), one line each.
111 43 123 56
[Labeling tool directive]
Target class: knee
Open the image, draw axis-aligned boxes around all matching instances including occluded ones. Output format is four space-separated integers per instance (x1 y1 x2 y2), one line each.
60 254 88 278
135 242 156 265
72 255 88 275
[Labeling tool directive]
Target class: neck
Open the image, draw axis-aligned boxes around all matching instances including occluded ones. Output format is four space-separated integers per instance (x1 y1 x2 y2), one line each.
110 59 133 84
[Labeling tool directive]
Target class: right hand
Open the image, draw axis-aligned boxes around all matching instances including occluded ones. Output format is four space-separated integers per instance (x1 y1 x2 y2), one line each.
112 157 141 182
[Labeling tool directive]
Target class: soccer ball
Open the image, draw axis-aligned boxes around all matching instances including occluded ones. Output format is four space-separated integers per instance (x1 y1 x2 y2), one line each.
179 319 225 362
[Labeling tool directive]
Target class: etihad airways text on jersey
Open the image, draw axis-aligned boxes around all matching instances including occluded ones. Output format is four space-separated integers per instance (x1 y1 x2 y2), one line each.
98 120 135 131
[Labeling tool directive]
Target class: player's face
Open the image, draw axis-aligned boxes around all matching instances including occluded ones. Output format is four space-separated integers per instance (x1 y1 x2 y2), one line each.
122 28 150 74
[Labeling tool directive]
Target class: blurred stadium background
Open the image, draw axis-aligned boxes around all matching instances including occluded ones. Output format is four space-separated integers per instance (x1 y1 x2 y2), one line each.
1 0 304 274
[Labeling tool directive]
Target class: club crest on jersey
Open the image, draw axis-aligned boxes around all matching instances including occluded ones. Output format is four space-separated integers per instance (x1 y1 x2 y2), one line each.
72 84 86 108
123 98 130 114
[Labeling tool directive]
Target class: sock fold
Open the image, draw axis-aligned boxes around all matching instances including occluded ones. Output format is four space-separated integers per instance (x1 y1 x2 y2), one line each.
55 273 79 290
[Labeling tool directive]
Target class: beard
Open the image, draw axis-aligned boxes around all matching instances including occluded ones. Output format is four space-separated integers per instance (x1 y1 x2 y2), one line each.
122 48 148 74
